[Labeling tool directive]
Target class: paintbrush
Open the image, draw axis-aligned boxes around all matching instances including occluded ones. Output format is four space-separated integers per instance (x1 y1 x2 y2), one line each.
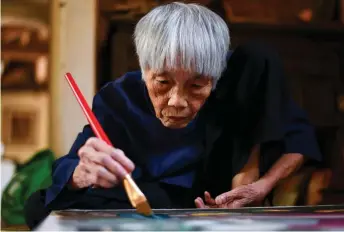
65 72 153 216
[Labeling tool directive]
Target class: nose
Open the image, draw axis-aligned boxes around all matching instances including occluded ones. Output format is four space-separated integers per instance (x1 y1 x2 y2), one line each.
168 92 188 108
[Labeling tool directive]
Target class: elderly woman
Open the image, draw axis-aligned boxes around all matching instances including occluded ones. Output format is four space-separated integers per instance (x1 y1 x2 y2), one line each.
25 2 321 229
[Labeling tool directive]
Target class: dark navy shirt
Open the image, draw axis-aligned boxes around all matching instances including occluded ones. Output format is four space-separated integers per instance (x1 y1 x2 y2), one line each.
45 69 322 209
94 71 206 187
111 72 206 187
45 71 206 207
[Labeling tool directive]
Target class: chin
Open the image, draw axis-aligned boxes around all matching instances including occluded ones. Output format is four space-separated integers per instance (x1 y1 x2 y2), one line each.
165 123 188 129
161 120 189 129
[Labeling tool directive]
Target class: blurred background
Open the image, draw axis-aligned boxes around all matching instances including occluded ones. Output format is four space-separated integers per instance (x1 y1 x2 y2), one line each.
1 0 344 228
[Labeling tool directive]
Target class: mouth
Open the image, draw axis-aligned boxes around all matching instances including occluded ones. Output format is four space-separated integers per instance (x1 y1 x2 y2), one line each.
167 116 187 122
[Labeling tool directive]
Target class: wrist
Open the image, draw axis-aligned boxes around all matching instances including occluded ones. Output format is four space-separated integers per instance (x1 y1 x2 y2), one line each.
254 176 276 196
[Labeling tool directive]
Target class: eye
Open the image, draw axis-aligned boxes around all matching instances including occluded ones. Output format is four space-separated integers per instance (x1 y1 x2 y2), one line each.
191 83 203 89
157 79 169 85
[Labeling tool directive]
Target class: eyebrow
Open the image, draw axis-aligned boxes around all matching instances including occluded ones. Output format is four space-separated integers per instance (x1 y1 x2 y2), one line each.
155 71 171 78
193 74 203 80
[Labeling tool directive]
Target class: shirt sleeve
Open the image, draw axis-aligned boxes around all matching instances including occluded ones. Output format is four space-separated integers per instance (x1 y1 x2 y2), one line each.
283 100 322 161
45 91 110 209
259 99 322 177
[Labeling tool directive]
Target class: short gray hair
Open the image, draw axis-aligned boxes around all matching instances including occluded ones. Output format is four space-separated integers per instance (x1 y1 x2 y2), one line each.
134 2 230 87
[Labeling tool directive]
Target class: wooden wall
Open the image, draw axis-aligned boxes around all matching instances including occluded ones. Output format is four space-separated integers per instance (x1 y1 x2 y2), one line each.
96 1 344 171
98 22 344 121
95 1 344 202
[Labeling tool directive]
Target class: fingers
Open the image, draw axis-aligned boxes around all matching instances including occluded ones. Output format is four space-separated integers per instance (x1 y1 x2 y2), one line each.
80 161 118 187
204 191 216 205
195 190 247 209
80 137 135 177
194 197 208 208
97 177 116 188
102 155 128 180
195 192 219 209
78 145 96 159
91 152 129 180
94 165 119 184
110 148 135 173
224 198 248 209
76 137 135 188
215 188 239 205
85 137 135 172
215 192 232 205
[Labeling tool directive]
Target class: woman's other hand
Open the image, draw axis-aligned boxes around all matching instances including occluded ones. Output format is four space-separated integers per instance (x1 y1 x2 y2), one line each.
215 181 268 208
195 181 268 209
194 191 218 208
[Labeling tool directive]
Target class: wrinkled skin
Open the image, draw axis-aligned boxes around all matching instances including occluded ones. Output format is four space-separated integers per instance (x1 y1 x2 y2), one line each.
195 182 268 209
71 138 135 189
195 152 306 209
144 69 213 128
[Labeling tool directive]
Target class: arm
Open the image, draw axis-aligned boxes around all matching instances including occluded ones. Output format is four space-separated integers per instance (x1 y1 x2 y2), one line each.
233 101 319 193
256 152 304 194
232 145 304 195
45 74 140 210
45 93 107 209
231 145 260 189
209 101 322 208
257 99 321 192
211 152 305 208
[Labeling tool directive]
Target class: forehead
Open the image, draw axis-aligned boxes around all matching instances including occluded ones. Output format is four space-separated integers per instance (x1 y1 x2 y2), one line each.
155 69 206 80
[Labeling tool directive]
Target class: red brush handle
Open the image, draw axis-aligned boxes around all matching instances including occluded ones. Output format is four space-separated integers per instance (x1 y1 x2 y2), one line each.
64 72 113 146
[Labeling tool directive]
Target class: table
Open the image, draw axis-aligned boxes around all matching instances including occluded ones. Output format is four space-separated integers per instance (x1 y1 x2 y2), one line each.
36 205 344 231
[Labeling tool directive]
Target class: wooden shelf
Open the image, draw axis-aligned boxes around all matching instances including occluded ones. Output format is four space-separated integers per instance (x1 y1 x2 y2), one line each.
1 50 47 61
229 22 344 36
107 15 344 36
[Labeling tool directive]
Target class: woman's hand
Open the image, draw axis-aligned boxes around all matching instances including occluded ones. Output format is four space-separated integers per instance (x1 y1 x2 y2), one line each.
214 182 267 208
194 191 218 208
70 137 135 189
195 181 269 209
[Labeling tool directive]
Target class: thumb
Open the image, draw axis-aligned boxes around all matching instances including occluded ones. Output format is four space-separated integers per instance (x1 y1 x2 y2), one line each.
215 192 230 205
215 188 239 205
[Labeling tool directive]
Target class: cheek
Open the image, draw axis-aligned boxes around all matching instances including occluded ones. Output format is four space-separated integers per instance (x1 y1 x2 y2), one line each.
189 99 204 113
151 94 166 108
189 95 209 113
148 86 170 111
189 88 212 113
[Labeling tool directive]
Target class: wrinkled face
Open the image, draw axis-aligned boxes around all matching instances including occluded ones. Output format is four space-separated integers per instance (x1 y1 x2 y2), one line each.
144 69 213 129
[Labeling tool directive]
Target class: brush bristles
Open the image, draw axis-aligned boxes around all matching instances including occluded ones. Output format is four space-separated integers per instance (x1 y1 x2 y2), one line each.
136 200 153 216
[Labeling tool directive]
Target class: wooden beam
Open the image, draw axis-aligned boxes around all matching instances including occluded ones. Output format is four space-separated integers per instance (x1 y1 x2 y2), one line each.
1 50 46 61
1 42 49 54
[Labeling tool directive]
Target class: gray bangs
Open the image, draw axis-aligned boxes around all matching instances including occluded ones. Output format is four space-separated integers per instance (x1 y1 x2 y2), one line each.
134 2 230 87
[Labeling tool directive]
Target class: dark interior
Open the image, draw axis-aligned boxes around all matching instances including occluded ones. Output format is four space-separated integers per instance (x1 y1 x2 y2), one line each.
97 15 344 205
